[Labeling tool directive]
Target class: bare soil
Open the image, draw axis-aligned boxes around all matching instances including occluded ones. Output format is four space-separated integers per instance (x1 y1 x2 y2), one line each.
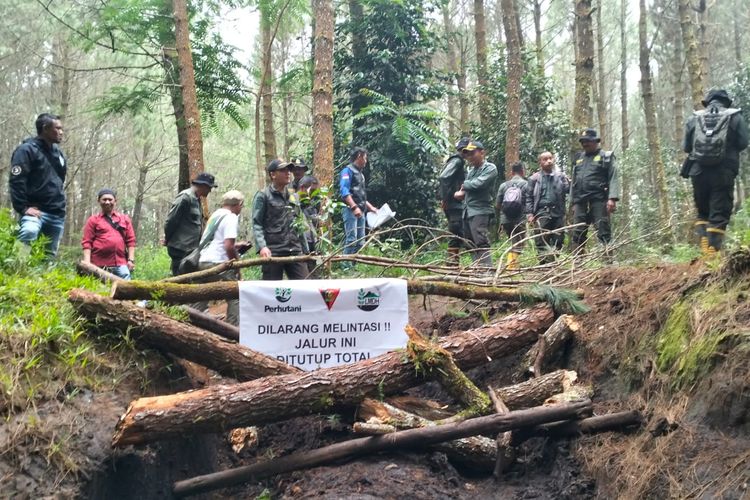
3 262 748 499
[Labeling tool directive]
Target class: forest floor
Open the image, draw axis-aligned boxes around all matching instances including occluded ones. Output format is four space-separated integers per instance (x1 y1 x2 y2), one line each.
2 258 749 499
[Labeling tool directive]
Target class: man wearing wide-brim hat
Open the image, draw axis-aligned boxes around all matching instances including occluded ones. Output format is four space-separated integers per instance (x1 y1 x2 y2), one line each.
290 157 309 191
164 172 218 276
682 88 749 256
569 128 620 256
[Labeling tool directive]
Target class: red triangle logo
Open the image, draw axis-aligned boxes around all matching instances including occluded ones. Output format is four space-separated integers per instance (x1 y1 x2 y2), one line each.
319 288 340 310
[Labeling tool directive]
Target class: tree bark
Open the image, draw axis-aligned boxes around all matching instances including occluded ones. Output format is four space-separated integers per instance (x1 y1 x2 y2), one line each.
112 307 554 446
473 0 490 135
442 1 459 140
260 16 277 164
678 0 704 110
638 0 672 240
595 0 608 146
619 0 630 231
533 0 544 74
571 0 595 160
312 0 334 187
171 400 592 497
501 0 523 174
111 278 582 307
172 0 204 183
520 315 579 377
68 289 299 381
184 307 239 342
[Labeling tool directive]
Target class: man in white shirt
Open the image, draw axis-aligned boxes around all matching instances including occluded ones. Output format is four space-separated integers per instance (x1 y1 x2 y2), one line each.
194 190 249 326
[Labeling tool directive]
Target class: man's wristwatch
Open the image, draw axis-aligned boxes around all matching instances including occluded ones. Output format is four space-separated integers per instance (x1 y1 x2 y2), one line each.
127 259 135 264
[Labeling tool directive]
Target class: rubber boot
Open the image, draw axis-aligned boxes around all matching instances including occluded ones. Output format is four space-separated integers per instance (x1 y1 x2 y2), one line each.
447 247 460 267
706 227 725 258
694 220 709 257
506 251 519 270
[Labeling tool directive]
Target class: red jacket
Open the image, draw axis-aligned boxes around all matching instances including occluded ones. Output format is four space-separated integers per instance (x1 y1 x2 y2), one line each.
81 211 136 267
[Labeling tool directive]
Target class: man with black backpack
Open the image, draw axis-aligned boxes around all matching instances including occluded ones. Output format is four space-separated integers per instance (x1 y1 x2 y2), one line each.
682 89 749 256
496 161 528 270
570 128 620 257
438 137 470 265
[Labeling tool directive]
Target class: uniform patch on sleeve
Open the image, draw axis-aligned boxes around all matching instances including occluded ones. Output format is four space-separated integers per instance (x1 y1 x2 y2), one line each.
342 172 350 179
11 165 22 176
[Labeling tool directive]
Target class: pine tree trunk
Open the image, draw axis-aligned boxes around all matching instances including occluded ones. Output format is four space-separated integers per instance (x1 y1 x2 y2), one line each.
501 0 523 173
595 0 608 146
474 0 490 135
533 0 544 74
638 0 672 238
678 0 704 110
261 19 277 164
442 2 459 140
312 0 335 188
172 0 204 184
619 0 630 230
571 0 595 160
112 307 555 446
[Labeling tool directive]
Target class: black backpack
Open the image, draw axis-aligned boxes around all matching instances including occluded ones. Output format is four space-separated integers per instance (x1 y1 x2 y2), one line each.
691 105 741 166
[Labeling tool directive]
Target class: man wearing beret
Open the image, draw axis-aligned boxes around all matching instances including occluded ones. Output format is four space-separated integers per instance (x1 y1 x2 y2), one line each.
570 128 620 257
164 172 217 275
81 188 137 279
683 89 749 256
252 159 309 280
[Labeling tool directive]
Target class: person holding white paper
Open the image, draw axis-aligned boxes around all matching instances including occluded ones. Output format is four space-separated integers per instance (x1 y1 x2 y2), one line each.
339 147 379 267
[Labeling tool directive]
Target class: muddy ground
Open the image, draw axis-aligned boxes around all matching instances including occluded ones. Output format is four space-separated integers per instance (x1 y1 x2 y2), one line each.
3 262 748 499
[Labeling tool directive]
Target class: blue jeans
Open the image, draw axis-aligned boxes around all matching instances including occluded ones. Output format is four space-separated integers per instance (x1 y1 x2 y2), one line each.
18 212 65 257
103 265 132 280
343 207 366 255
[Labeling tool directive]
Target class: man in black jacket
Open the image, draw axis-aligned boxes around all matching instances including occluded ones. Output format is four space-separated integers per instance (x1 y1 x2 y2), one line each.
683 89 749 255
9 113 67 257
526 151 569 263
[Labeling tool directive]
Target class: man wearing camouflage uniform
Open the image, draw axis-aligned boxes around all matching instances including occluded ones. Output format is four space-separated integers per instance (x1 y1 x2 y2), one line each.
570 129 620 255
438 137 470 265
682 89 749 256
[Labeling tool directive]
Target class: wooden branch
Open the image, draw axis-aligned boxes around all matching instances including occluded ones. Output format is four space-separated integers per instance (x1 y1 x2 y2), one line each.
405 325 492 417
112 278 580 306
510 410 642 445
76 260 124 284
488 389 515 478
112 307 554 447
171 400 593 497
521 314 580 378
68 288 299 381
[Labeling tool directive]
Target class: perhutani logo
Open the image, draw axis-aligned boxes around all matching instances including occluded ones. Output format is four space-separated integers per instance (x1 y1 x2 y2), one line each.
319 288 340 310
275 287 292 303
357 288 380 311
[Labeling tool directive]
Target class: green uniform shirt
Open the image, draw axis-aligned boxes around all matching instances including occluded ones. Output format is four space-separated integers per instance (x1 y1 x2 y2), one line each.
462 160 498 218
164 187 204 252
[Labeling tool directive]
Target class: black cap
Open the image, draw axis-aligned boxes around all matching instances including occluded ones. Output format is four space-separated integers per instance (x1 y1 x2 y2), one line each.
455 137 471 151
266 159 294 173
97 188 116 199
462 140 484 152
578 128 600 142
192 172 217 187
702 89 732 107
291 157 308 170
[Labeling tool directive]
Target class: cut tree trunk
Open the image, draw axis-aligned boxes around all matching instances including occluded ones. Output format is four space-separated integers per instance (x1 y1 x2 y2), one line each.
184 307 239 342
112 278 581 307
172 399 592 497
520 314 579 377
112 307 554 446
77 261 123 283
68 289 299 381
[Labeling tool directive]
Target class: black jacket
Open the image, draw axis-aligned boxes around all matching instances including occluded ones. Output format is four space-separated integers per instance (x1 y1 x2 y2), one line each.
9 137 67 217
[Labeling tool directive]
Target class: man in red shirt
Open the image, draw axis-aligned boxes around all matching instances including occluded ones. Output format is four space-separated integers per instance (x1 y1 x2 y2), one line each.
81 188 136 279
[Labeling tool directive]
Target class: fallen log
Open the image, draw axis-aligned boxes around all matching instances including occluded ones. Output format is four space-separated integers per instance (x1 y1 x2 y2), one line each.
112 306 554 447
183 307 239 342
77 260 124 284
510 409 642 445
520 314 579 378
68 289 300 381
111 279 585 312
488 389 515 477
172 399 593 497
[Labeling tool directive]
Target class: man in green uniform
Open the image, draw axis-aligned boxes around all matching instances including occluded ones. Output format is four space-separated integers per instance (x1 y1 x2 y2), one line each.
570 129 620 255
438 137 470 265
496 161 528 270
526 151 569 263
252 159 308 280
454 140 498 268
164 172 217 276
682 89 749 256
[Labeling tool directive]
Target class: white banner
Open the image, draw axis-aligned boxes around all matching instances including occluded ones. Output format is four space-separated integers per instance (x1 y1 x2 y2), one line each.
239 278 409 370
